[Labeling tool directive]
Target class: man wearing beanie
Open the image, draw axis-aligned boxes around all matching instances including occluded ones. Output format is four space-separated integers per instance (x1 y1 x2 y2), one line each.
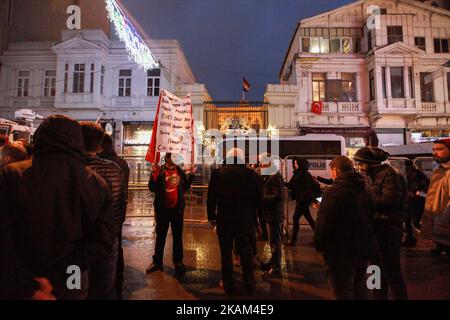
422 139 450 257
354 147 408 300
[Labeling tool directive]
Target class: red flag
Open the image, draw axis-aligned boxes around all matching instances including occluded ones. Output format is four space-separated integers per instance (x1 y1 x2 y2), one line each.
311 101 323 114
145 91 163 164
242 77 250 92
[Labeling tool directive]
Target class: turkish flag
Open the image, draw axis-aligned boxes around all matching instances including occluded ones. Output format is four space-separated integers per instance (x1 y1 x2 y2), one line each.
311 101 323 114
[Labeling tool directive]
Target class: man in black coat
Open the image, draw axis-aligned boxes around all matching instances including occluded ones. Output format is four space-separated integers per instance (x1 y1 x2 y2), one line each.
286 158 319 246
314 156 376 300
207 148 262 294
80 122 127 300
258 153 284 277
0 115 114 300
146 153 194 276
98 133 130 300
354 147 408 300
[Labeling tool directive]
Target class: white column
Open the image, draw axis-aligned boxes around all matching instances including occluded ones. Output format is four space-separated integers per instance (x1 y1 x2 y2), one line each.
356 72 362 103
386 67 392 99
404 67 410 99
307 72 312 105
375 65 384 105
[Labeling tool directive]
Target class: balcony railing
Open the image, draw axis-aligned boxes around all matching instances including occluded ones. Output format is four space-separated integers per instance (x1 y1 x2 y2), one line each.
312 101 360 113
339 102 360 113
40 96 55 106
421 102 437 112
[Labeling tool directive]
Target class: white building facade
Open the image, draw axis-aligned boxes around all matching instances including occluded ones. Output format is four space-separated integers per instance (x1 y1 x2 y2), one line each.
0 29 210 155
266 0 450 147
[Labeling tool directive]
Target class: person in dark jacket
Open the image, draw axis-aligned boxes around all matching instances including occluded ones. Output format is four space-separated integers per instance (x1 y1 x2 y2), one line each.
354 147 408 300
286 157 319 246
403 160 429 247
314 156 376 300
80 122 126 300
98 133 130 299
146 153 194 276
207 148 262 294
99 134 130 194
0 115 114 300
258 153 284 277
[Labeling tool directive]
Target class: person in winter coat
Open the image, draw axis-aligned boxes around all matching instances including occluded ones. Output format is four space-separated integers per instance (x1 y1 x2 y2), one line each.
403 160 429 247
354 147 408 300
258 153 284 277
0 115 114 300
146 153 194 276
98 133 130 299
422 139 450 257
80 122 127 300
286 157 320 246
314 156 376 300
207 148 262 294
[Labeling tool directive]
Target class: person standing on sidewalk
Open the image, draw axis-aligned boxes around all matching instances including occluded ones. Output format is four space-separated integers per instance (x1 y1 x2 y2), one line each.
99 133 130 299
258 153 284 277
146 153 194 276
207 148 262 294
80 122 127 300
314 156 376 300
354 147 408 300
422 139 450 258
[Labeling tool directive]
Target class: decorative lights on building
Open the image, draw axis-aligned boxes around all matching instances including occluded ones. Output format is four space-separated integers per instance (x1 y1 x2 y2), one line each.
105 0 159 71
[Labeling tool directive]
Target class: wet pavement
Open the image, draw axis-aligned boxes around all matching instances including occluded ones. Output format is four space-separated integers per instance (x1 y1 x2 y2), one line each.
122 190 450 300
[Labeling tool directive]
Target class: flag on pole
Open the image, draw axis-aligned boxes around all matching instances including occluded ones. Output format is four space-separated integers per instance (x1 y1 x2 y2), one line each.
311 101 323 114
145 89 194 167
242 77 251 92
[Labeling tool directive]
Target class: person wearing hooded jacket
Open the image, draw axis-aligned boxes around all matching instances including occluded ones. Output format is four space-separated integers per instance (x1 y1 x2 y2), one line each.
286 157 320 246
0 115 114 300
314 156 376 300
354 147 408 300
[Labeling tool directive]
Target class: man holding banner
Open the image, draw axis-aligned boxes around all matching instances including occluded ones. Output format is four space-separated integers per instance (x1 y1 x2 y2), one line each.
145 90 195 276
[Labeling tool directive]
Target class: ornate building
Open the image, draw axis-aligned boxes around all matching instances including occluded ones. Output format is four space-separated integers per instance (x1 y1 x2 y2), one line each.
266 0 450 147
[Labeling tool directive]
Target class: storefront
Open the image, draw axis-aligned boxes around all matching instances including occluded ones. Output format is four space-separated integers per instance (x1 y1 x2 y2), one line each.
410 129 450 143
122 121 153 156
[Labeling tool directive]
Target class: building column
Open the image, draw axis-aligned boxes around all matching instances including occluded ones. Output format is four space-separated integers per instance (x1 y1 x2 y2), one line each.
307 72 312 105
356 72 362 103
385 67 392 99
404 66 410 99
375 65 384 105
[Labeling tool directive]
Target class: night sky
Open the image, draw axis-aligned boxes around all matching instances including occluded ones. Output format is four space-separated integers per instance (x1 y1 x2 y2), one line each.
121 0 354 101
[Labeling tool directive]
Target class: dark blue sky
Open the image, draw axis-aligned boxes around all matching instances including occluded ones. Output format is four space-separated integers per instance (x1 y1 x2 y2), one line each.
121 0 353 101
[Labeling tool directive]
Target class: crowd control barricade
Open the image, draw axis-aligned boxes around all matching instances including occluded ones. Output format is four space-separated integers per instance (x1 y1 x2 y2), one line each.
413 157 436 178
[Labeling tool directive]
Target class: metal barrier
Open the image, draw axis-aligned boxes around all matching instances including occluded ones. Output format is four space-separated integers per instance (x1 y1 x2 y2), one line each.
413 157 436 178
122 155 437 227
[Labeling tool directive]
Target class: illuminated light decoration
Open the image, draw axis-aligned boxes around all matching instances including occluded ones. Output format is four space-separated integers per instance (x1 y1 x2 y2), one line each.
105 0 159 71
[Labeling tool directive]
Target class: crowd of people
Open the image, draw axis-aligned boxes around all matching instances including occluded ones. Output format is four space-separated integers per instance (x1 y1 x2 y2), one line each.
0 113 449 300
205 141 449 299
